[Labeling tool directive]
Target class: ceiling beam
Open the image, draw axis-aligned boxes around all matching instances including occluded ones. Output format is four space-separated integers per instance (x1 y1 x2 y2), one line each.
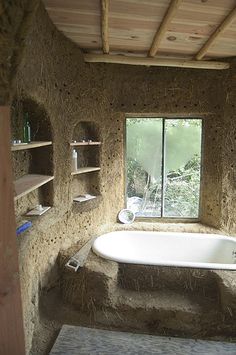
84 54 229 70
196 6 236 60
101 0 109 54
149 0 182 57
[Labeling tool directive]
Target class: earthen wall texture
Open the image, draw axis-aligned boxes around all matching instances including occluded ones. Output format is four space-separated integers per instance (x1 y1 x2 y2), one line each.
0 1 235 353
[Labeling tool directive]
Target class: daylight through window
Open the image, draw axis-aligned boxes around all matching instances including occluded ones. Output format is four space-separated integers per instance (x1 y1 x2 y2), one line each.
126 118 202 218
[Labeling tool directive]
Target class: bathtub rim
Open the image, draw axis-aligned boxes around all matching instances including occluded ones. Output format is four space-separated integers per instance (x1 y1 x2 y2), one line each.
92 231 236 271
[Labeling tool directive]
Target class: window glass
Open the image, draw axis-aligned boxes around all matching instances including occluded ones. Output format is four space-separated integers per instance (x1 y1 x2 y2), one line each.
126 117 202 218
164 119 202 217
126 118 163 217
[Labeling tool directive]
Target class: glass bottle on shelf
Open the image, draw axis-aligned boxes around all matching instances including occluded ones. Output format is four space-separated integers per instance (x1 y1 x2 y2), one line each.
23 113 31 143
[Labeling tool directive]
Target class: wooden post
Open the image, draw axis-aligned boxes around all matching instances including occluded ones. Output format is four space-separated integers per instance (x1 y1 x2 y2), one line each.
0 107 25 354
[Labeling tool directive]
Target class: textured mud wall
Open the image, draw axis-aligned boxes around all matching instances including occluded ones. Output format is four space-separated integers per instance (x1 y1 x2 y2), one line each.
0 1 235 353
220 60 236 233
9 4 124 352
0 0 39 104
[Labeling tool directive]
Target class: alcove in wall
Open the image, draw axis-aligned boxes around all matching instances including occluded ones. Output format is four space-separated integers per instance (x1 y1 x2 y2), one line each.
11 98 54 217
70 121 102 210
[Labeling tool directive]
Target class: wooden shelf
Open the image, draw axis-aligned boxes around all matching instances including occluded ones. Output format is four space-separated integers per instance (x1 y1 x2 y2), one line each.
70 142 101 147
14 174 54 200
71 167 101 176
11 141 52 151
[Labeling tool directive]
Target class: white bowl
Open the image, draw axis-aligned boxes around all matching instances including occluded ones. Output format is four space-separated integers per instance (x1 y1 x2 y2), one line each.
118 209 135 224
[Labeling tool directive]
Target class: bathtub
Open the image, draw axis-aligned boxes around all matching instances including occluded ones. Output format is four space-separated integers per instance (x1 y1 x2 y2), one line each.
92 231 236 270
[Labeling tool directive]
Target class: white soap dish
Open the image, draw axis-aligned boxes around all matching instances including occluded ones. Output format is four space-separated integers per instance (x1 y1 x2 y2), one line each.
26 205 51 216
73 194 96 203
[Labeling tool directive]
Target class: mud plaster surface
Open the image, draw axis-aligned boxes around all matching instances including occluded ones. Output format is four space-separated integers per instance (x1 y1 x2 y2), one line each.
42 244 236 354
0 1 235 354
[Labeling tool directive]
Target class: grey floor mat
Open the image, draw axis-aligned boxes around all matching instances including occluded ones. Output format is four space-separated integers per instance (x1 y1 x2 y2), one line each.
50 325 236 355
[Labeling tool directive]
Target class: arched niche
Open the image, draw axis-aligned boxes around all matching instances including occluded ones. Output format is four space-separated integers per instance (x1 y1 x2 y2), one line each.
11 97 54 216
71 120 101 211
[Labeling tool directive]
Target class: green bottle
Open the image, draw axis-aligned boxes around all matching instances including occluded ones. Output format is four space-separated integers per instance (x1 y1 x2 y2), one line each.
23 113 31 143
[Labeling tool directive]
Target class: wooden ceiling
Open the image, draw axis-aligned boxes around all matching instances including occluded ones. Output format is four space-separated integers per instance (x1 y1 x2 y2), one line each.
43 0 236 69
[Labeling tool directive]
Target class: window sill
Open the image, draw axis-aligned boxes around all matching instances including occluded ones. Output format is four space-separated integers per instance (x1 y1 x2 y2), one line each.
114 221 221 236
134 217 200 224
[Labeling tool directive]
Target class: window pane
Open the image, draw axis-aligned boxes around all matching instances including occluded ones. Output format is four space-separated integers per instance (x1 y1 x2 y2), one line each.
164 119 202 218
126 118 163 217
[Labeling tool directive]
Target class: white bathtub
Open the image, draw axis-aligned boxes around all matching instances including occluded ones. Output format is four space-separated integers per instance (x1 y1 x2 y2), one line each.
92 231 236 270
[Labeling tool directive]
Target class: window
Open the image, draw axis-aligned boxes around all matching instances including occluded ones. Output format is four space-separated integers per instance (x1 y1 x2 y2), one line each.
126 117 202 218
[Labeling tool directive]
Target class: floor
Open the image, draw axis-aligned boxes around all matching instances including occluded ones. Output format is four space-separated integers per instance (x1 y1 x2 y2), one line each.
50 325 236 355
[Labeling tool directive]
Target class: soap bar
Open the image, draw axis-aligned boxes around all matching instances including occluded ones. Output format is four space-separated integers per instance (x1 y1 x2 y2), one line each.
16 221 32 236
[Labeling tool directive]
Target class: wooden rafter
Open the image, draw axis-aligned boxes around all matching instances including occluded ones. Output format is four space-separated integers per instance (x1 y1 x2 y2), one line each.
196 6 236 60
101 0 109 54
84 54 229 70
149 0 182 58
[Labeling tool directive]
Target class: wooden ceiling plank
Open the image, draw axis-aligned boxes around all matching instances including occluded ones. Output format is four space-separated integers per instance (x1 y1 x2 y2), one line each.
101 0 109 54
195 6 236 60
84 53 229 70
43 0 236 61
149 0 182 57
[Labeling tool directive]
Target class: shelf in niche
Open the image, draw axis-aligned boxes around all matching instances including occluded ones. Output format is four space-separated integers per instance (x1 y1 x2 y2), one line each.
14 174 54 200
71 167 101 176
70 142 101 147
11 141 52 151
72 195 102 213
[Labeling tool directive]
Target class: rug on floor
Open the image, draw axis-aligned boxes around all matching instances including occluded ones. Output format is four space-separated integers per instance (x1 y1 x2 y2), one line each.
50 325 236 355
